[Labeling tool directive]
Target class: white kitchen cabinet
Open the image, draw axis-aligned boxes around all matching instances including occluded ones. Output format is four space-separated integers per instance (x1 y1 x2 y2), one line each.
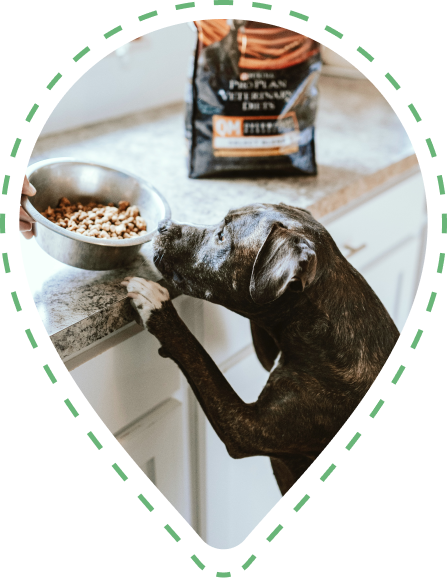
70 327 181 435
324 170 426 331
202 300 253 366
67 298 198 530
202 351 281 549
360 236 422 330
116 398 191 523
324 173 424 271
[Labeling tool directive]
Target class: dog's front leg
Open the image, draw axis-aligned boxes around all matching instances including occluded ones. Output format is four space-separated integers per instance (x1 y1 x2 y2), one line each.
122 277 260 458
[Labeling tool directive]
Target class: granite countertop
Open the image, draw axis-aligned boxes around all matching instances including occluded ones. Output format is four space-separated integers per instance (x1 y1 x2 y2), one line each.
22 75 417 361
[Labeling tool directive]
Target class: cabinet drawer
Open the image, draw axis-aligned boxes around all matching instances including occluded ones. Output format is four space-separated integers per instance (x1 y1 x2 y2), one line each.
70 328 181 434
323 173 426 270
202 301 253 366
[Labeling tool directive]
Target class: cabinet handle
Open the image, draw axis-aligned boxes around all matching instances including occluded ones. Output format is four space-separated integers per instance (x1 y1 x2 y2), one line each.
343 243 367 258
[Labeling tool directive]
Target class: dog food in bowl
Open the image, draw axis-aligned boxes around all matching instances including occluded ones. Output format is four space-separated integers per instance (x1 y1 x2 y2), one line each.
41 197 148 240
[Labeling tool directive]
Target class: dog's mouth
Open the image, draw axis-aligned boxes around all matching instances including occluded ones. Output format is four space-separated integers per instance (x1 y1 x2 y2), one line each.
153 248 185 286
153 246 166 273
171 269 184 284
163 268 185 287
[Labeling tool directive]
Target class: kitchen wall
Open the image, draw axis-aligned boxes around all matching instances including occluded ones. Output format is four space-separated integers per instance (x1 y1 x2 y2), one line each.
41 23 196 136
39 23 363 138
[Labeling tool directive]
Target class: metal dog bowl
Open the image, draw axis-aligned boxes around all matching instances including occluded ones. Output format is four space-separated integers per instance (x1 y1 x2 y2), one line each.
23 158 170 271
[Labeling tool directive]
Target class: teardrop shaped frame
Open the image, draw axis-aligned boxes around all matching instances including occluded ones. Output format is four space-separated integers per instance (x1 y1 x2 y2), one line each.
1 2 442 575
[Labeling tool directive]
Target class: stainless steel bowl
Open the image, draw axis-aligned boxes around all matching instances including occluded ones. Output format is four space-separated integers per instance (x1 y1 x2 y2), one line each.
23 158 170 271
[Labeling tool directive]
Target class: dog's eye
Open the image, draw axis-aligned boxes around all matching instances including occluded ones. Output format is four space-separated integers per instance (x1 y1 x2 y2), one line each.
216 229 225 243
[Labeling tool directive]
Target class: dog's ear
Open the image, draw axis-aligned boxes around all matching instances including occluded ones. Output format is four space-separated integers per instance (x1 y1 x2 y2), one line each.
250 223 317 305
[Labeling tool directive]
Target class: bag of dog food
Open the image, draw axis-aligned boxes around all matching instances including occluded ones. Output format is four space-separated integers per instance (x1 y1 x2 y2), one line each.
185 20 321 178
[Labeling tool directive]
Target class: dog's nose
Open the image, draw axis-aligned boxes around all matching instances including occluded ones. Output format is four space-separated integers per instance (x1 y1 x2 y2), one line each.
157 219 172 234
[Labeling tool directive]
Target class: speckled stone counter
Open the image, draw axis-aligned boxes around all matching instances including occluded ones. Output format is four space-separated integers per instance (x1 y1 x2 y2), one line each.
23 75 418 360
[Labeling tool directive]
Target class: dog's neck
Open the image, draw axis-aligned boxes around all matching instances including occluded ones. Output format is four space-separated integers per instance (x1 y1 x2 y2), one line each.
240 258 398 372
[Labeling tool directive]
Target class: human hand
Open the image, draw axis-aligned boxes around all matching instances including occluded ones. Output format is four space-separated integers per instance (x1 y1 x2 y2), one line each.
20 175 36 240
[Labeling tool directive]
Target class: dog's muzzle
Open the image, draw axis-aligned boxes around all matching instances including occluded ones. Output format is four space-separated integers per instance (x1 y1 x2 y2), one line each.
157 219 172 234
157 219 184 241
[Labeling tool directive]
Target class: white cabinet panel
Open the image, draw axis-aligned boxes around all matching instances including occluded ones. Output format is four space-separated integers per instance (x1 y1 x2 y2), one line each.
325 172 426 270
203 352 281 549
116 398 191 524
361 237 421 331
70 329 181 434
202 301 253 367
41 24 196 136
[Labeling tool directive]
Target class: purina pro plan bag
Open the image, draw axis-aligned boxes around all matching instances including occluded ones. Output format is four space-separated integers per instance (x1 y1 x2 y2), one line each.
186 20 321 178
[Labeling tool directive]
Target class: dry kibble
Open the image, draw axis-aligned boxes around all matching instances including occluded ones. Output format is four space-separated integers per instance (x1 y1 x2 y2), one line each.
125 205 139 218
135 216 146 231
41 197 148 240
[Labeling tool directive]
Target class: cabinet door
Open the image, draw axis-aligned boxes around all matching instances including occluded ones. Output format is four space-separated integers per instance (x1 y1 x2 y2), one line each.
360 236 422 331
202 301 253 367
116 398 191 523
324 172 426 271
202 352 281 549
70 328 181 434
324 173 426 332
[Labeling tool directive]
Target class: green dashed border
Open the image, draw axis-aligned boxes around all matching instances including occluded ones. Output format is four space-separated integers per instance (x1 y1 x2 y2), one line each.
1 4 442 574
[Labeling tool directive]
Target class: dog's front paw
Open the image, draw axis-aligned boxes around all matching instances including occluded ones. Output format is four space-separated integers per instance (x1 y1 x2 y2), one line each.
121 276 170 328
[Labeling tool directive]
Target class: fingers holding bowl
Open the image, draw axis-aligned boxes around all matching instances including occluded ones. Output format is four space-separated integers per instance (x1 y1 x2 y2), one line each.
22 175 36 197
20 176 36 239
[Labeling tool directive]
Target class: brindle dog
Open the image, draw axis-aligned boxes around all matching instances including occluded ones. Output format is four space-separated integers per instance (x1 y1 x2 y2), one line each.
122 203 399 495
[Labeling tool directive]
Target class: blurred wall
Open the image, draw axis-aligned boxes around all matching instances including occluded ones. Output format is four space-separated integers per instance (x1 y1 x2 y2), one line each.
41 23 196 136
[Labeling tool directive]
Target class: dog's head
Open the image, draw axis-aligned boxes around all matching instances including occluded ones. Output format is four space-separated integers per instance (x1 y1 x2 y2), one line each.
152 203 331 311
